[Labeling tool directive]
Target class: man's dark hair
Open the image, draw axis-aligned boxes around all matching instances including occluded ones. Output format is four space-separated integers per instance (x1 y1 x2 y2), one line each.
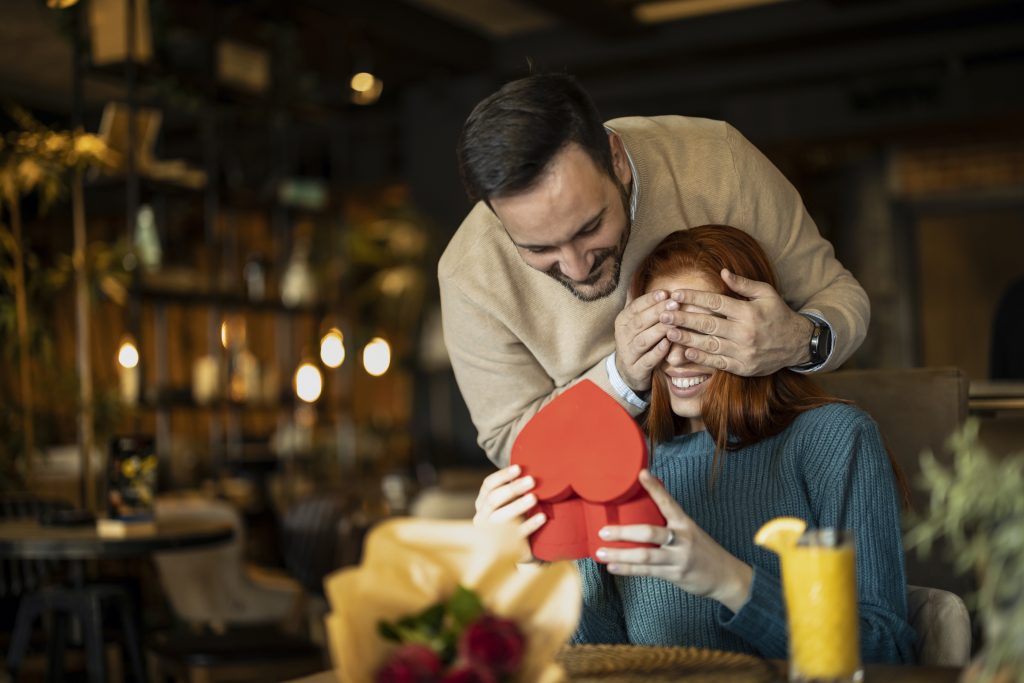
456 73 615 205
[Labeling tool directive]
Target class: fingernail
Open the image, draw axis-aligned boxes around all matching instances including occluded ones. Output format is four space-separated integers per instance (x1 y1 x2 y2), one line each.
596 548 608 560
510 465 521 475
654 290 667 301
536 513 546 523
522 475 535 487
667 330 680 341
607 564 620 573
660 313 672 324
524 493 536 505
598 528 611 540
658 339 669 350
686 348 698 359
665 301 679 311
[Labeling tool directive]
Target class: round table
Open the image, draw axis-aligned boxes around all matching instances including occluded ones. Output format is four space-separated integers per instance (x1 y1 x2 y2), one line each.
0 518 234 559
0 518 235 683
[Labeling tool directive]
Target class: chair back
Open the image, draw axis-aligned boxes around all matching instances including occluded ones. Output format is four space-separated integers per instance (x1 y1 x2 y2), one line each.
0 495 72 598
280 495 348 596
907 584 972 666
153 496 296 627
814 367 972 596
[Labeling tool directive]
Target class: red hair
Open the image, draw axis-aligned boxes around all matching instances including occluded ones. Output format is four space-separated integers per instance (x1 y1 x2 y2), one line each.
630 225 909 502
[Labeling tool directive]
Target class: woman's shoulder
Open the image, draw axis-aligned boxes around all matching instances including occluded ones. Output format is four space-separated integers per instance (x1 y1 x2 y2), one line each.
789 402 883 445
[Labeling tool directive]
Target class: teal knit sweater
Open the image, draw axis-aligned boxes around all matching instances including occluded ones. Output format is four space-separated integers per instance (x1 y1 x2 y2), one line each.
572 403 917 663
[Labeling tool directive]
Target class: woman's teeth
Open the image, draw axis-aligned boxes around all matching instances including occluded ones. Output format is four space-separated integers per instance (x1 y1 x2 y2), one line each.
671 375 708 389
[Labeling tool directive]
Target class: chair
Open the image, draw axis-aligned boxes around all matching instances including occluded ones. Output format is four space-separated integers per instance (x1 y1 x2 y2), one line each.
907 584 972 666
279 495 349 597
814 367 973 597
2 495 146 683
147 496 323 683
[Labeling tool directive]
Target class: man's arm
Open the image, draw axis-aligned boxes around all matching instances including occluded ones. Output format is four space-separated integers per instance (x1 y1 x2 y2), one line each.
726 123 869 371
440 275 646 467
665 123 868 375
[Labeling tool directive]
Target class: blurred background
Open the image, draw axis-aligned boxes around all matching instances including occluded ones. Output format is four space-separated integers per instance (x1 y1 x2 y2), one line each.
0 0 1022 676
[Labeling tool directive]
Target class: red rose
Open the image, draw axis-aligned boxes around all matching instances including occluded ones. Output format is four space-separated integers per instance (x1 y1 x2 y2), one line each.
439 665 498 683
458 614 525 674
376 643 443 683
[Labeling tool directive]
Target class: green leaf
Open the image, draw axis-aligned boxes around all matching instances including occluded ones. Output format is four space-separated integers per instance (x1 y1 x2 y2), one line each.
448 584 485 629
377 620 403 642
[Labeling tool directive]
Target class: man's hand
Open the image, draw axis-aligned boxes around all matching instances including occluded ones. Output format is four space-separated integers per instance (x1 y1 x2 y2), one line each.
613 290 677 393
662 269 814 376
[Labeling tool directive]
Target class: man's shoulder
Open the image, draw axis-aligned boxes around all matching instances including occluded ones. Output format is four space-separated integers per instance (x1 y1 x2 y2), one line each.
605 115 732 145
439 201 504 281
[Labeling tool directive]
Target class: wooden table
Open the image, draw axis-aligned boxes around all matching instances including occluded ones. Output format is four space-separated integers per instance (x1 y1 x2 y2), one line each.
0 517 234 559
286 662 961 683
0 518 234 683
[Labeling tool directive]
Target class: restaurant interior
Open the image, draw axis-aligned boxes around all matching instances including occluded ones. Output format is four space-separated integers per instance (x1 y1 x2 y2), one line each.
1 0 1023 681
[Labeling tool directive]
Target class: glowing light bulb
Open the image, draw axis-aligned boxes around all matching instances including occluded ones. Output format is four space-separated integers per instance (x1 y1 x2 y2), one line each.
320 328 346 368
362 337 391 377
350 72 383 105
294 363 323 403
117 339 140 368
350 72 375 93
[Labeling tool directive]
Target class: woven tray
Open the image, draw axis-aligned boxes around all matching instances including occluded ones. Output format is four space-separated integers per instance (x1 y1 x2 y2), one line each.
556 645 777 683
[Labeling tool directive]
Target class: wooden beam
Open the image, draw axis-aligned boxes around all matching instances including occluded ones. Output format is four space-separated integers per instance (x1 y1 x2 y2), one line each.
518 0 643 39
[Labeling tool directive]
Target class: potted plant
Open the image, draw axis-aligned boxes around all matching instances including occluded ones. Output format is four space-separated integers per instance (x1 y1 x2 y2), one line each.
906 418 1024 683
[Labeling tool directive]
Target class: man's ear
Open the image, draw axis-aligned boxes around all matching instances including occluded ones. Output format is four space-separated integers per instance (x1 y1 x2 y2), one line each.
608 132 632 187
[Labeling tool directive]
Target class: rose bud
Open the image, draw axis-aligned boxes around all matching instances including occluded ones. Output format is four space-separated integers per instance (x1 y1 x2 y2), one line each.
376 643 443 683
458 614 525 674
439 665 497 683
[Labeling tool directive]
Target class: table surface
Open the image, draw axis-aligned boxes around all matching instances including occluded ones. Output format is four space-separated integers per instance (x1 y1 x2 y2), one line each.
0 518 234 559
286 662 962 683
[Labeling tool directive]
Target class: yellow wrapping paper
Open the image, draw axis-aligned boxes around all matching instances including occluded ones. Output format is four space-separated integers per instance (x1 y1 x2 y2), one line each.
323 518 582 683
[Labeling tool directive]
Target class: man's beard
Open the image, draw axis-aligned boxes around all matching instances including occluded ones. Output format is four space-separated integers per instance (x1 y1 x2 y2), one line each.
546 182 631 302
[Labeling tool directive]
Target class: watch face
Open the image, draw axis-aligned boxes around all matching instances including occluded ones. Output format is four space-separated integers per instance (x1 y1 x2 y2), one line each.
817 324 832 360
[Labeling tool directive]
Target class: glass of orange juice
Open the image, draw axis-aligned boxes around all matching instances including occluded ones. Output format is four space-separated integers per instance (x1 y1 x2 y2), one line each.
780 529 862 682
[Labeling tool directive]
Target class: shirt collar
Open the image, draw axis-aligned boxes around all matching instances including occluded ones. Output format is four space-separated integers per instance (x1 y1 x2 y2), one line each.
605 126 639 222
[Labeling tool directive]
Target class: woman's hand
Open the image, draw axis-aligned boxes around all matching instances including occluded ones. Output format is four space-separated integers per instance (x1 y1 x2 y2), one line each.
595 469 754 613
473 465 547 560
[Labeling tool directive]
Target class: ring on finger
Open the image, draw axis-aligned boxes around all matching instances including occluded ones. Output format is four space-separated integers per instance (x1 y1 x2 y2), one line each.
662 529 676 547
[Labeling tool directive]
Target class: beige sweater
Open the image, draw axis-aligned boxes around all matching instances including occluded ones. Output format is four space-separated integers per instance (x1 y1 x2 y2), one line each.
439 116 869 466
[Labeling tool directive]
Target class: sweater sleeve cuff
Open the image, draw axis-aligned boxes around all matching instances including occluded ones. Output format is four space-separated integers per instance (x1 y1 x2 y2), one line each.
790 310 834 374
718 566 788 659
605 353 650 410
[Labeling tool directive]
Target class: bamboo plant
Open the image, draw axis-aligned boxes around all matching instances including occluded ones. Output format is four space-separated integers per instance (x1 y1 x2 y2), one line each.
0 107 117 505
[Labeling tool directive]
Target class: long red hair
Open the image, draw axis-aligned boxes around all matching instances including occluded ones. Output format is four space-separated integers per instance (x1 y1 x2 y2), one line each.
630 225 909 501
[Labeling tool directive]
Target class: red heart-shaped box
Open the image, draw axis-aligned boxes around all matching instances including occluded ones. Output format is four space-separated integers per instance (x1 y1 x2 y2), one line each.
511 380 665 561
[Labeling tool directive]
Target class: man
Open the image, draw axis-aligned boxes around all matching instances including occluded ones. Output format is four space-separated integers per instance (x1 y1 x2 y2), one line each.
440 73 868 466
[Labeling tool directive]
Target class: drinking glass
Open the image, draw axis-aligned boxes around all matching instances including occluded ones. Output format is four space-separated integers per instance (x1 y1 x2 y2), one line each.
780 529 863 682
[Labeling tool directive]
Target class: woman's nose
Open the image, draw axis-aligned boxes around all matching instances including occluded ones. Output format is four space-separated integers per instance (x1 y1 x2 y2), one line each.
666 342 688 366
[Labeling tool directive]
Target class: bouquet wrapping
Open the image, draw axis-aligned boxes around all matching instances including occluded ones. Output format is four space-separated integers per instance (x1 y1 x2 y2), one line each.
323 518 581 683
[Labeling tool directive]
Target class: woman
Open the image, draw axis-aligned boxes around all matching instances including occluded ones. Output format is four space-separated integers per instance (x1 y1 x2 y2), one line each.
474 225 916 662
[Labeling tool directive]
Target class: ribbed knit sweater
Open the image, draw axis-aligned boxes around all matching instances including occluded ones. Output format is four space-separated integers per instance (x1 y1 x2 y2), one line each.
572 402 917 664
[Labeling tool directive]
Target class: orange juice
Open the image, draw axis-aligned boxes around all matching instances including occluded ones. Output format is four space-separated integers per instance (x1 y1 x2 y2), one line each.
779 530 862 682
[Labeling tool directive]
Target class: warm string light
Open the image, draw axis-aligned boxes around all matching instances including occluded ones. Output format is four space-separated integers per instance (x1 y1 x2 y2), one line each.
117 338 140 368
117 336 140 405
362 337 391 377
294 362 323 403
320 328 346 368
350 71 383 105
